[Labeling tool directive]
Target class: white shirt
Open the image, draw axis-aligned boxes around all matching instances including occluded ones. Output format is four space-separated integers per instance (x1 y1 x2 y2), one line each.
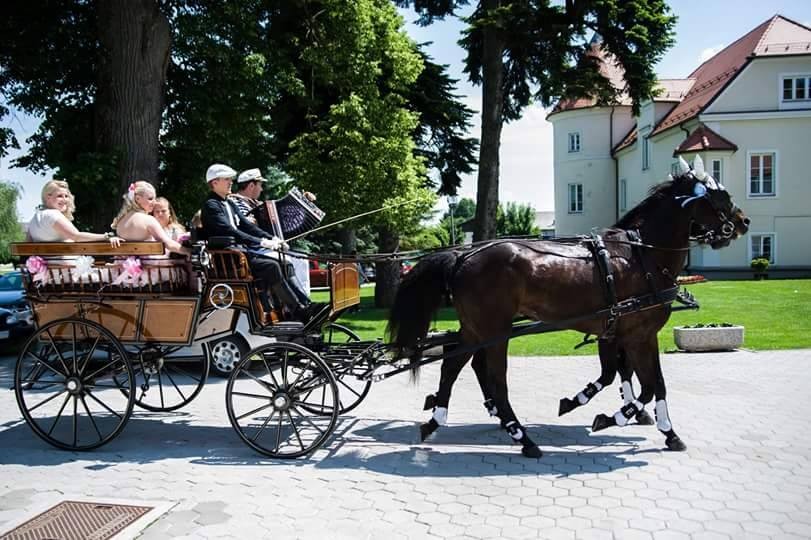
28 208 70 242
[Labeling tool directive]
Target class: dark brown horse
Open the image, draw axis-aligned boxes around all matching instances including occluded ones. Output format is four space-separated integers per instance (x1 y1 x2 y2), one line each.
388 162 749 458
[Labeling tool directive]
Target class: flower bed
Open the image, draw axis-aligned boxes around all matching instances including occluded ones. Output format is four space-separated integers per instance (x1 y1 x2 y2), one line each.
674 323 744 352
676 274 707 285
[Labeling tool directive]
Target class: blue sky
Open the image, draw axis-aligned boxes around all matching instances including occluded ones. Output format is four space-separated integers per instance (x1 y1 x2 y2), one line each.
3 1 811 221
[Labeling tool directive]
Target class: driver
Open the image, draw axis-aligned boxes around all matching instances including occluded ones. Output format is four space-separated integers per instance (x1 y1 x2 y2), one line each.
199 163 318 322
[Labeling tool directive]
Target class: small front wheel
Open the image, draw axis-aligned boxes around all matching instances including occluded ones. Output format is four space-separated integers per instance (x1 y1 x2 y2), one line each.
226 342 339 458
15 318 135 451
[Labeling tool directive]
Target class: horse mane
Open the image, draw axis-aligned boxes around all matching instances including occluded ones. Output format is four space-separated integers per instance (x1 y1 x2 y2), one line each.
613 176 687 230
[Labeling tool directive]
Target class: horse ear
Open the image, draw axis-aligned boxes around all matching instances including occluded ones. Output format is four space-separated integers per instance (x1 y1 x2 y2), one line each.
678 157 690 176
667 173 674 182
692 155 707 180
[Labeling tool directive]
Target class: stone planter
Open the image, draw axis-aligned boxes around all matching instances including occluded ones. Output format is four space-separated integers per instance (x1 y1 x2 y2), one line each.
673 325 744 352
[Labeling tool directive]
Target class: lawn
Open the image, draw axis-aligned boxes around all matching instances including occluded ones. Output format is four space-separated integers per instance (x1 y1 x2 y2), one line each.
314 279 811 355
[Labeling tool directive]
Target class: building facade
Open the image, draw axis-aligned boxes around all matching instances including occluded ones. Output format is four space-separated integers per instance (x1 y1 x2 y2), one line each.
548 15 811 276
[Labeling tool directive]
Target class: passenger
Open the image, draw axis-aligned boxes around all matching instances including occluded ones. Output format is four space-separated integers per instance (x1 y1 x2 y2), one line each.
200 163 318 322
151 197 187 241
27 179 123 246
111 181 188 256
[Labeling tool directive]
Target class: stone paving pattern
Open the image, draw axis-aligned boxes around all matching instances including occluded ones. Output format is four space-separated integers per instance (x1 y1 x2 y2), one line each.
1 349 810 539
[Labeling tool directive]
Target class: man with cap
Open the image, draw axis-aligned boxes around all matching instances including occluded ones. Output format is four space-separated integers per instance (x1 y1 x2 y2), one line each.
200 163 317 322
228 168 265 225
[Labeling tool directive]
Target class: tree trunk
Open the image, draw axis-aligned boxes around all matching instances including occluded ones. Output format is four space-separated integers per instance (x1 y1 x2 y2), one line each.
374 226 400 308
337 227 357 255
473 0 506 242
95 0 170 230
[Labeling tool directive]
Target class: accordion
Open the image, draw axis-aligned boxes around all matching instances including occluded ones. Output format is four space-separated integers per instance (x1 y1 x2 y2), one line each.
251 187 326 241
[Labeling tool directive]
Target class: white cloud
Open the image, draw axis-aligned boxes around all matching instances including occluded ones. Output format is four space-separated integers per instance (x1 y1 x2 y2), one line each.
698 44 725 64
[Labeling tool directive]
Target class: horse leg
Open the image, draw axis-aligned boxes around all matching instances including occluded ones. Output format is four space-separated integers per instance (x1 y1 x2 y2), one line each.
616 348 654 426
419 353 471 441
470 349 502 423
486 344 543 458
558 338 617 416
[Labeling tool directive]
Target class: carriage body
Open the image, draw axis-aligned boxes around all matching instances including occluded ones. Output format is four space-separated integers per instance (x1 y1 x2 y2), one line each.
9 240 362 455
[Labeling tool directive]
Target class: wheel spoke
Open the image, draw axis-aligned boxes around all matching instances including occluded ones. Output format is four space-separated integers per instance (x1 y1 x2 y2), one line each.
338 378 363 398
78 334 102 376
250 410 277 443
285 410 305 451
45 330 71 376
282 350 289 387
231 391 272 400
157 369 165 409
85 389 124 419
83 357 123 382
236 401 274 422
287 358 312 389
274 413 283 453
289 405 326 435
47 394 71 436
71 323 78 374
80 395 104 442
165 363 201 384
162 367 187 403
27 351 67 379
27 388 68 413
241 367 276 392
72 395 78 447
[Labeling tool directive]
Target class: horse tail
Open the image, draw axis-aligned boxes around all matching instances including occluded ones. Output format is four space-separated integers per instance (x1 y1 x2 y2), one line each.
387 251 459 373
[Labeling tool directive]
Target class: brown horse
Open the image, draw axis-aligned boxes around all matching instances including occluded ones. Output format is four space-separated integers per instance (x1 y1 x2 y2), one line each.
388 163 749 458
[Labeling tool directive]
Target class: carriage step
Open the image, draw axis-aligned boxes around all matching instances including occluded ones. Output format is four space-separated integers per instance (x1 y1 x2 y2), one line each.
258 321 306 335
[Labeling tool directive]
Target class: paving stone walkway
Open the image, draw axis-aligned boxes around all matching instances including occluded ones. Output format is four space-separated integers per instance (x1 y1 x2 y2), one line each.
1 349 809 539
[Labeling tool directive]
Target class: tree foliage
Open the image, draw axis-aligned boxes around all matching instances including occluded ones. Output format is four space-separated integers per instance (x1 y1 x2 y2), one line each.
0 182 24 263
496 201 539 236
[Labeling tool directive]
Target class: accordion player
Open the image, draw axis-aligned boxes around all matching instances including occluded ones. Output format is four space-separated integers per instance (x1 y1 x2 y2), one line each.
251 187 326 241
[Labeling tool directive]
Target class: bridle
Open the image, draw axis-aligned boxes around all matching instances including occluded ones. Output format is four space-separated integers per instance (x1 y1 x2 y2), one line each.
688 187 739 245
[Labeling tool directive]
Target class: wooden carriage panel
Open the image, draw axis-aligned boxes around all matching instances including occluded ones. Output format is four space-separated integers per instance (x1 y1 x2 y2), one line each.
140 299 198 343
32 300 140 341
194 308 239 341
11 241 165 257
331 263 360 312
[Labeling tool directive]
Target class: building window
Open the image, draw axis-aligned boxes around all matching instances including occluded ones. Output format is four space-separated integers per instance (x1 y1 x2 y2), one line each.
568 183 583 213
782 75 810 101
751 234 775 264
619 179 627 213
670 161 680 177
748 152 776 197
568 132 581 153
711 159 722 184
642 137 650 170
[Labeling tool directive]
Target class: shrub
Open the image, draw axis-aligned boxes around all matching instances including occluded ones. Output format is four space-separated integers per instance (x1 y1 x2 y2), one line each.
750 258 770 273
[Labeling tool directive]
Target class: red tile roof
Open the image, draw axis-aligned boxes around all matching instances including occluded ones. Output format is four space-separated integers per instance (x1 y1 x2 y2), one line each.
673 125 738 155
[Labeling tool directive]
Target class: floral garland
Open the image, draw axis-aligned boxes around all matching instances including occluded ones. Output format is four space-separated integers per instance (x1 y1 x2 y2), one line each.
112 256 144 286
25 256 49 286
71 255 99 283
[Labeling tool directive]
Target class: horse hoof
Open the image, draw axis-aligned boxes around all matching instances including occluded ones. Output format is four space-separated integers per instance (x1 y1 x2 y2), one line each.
635 409 655 425
666 435 687 451
419 421 437 441
521 445 543 458
558 397 578 416
592 414 615 432
423 394 436 411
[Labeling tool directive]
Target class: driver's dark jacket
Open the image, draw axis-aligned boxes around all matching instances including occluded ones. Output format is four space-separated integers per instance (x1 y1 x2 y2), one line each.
200 191 269 248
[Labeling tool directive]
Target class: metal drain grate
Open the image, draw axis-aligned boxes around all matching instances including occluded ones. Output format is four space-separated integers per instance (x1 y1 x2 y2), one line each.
0 500 153 540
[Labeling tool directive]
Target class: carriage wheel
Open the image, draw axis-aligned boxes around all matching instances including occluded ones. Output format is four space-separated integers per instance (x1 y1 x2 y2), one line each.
304 323 371 415
226 342 339 458
14 318 135 451
117 346 209 412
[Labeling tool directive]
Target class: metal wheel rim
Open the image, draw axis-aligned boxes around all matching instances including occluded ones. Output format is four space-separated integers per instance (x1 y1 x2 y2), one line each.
14 318 135 451
118 347 209 412
225 342 339 459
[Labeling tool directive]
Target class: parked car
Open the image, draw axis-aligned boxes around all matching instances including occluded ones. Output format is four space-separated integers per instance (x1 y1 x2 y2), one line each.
0 271 34 333
309 259 328 288
401 260 414 275
0 307 20 341
360 263 375 283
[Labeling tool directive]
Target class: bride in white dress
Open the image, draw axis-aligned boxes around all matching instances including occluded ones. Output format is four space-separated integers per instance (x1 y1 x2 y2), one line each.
111 181 188 257
27 179 123 246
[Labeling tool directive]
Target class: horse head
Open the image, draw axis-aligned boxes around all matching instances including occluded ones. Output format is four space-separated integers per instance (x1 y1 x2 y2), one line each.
671 156 750 249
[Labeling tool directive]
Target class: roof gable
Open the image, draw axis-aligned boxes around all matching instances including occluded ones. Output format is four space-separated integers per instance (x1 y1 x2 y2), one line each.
673 124 738 155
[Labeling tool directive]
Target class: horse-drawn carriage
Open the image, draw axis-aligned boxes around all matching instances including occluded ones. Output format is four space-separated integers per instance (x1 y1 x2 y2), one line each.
9 239 372 458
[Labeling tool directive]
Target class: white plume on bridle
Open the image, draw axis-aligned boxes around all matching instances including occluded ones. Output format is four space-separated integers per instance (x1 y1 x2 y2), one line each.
674 155 725 207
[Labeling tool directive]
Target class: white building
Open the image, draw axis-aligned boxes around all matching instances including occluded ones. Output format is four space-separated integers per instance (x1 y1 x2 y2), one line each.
548 15 811 277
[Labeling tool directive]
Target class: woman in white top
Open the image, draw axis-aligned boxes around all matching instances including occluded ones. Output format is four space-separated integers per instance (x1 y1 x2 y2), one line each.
27 180 123 246
151 197 186 241
111 181 188 256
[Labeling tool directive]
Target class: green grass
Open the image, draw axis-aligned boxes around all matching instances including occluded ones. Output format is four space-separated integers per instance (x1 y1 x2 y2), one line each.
314 279 811 355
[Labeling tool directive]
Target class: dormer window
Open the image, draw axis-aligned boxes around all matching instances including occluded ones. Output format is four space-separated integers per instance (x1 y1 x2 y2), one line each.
782 75 810 101
568 132 581 153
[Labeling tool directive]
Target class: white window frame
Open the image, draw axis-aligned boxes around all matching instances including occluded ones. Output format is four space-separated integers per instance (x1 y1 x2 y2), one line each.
749 233 777 265
746 150 778 198
711 158 723 185
568 183 583 214
670 161 680 177
619 178 627 213
781 73 811 102
642 137 650 170
568 132 581 153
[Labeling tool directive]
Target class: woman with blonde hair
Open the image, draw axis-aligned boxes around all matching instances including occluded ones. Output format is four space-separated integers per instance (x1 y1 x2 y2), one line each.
151 196 186 240
27 179 123 246
112 181 187 256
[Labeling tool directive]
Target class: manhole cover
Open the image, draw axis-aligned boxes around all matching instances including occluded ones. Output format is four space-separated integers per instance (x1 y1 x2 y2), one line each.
0 500 153 540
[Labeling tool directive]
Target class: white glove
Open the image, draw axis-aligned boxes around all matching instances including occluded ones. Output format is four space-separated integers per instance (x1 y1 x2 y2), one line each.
260 237 286 251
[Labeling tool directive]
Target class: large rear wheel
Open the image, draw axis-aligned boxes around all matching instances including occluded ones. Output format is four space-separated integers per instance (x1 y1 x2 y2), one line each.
226 342 339 458
14 318 135 451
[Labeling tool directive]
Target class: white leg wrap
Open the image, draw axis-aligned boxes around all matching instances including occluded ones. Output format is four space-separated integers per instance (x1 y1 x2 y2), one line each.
432 407 448 426
576 391 588 405
614 399 643 427
621 381 634 405
505 421 524 441
655 400 672 432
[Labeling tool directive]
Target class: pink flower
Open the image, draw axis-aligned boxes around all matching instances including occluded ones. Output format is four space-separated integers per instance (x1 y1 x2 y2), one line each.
26 256 49 286
122 256 143 278
177 232 191 243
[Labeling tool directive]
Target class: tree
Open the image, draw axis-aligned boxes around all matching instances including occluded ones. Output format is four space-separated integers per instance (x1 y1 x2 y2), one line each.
496 201 539 236
0 182 24 263
396 0 676 240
